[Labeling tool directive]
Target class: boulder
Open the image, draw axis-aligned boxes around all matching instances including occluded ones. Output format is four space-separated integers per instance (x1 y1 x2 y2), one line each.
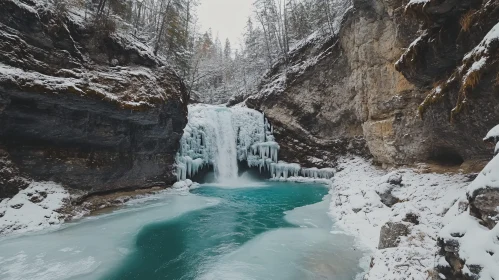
376 183 400 207
378 222 410 249
376 173 403 207
468 188 499 229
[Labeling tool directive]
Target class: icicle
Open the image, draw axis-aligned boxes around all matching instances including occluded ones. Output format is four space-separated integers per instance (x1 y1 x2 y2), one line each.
175 104 281 182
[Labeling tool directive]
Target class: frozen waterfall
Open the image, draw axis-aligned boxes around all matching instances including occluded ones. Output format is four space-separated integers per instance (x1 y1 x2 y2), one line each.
175 104 334 182
176 104 278 182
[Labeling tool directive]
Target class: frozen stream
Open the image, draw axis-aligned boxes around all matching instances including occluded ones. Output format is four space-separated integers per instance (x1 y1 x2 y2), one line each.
0 182 364 280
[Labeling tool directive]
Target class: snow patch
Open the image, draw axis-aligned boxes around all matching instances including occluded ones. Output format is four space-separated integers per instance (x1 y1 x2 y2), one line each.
467 153 499 195
0 182 69 236
463 56 487 83
464 22 499 60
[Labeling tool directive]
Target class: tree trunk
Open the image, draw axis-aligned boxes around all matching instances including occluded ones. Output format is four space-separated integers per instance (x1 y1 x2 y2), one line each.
154 0 172 55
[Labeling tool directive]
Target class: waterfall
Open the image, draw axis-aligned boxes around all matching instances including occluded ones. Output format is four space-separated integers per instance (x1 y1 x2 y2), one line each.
176 104 278 183
175 104 334 182
211 108 238 181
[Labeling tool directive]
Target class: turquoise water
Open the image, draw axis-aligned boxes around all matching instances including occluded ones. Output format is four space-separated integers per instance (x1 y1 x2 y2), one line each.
0 182 364 280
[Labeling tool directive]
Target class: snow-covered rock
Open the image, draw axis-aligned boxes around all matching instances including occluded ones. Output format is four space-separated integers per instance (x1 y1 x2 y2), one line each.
0 0 188 195
437 125 499 280
378 222 410 249
484 124 499 143
0 182 69 236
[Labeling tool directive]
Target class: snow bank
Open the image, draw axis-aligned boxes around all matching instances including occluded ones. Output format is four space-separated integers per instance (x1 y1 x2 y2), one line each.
0 182 69 236
467 153 499 195
439 211 499 280
436 125 499 280
329 156 469 279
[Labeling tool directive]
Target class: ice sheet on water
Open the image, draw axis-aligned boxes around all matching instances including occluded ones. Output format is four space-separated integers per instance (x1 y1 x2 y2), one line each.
197 228 364 280
284 195 334 229
0 193 219 280
197 197 364 280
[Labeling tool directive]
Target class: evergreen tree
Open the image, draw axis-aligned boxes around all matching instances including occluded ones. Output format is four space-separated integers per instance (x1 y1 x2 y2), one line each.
224 39 231 60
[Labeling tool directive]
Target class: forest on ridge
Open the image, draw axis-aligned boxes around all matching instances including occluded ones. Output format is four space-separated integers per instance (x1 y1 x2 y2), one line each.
66 0 350 103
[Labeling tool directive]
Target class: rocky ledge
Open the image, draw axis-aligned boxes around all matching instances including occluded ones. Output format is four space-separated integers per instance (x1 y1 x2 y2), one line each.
0 0 189 200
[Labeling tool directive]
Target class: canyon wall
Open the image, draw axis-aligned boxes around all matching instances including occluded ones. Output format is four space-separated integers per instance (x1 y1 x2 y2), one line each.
0 0 188 199
247 0 499 168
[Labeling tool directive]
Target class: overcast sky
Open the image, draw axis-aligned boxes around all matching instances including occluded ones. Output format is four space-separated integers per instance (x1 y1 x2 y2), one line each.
197 0 254 49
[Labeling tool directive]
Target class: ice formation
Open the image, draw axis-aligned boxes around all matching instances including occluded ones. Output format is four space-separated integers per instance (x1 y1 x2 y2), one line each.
175 104 334 182
301 167 335 179
176 104 279 182
270 162 301 179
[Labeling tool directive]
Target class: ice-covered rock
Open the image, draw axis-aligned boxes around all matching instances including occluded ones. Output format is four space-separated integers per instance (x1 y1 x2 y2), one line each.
301 167 335 179
270 162 301 179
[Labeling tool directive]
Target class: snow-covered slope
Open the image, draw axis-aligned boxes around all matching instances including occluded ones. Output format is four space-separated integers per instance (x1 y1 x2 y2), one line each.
329 157 470 279
437 125 499 280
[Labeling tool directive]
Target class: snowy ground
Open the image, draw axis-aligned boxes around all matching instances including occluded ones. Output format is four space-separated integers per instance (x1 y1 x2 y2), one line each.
0 182 70 236
328 156 470 280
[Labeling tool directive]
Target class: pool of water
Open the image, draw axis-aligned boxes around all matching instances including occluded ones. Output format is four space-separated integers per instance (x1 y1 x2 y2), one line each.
0 181 365 280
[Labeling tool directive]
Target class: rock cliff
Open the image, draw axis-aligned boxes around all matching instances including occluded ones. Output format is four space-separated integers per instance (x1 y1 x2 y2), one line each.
0 0 188 199
246 0 499 168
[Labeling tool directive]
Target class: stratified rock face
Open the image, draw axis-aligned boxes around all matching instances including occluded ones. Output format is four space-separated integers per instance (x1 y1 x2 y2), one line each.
0 0 188 197
247 0 426 166
398 0 499 163
246 0 499 166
